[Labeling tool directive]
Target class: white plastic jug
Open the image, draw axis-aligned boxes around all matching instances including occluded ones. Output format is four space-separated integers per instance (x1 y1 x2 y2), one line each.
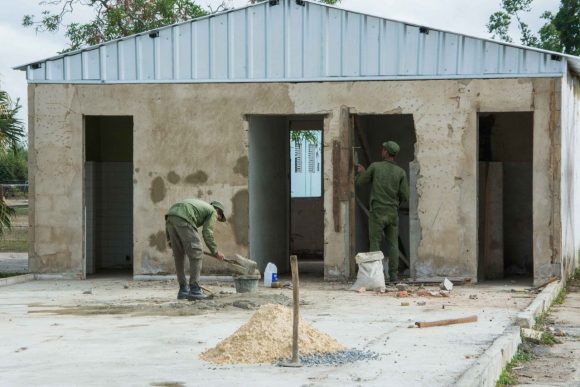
263 262 278 287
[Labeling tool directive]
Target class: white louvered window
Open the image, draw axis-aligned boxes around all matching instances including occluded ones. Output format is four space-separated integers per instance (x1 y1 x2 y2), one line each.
290 130 322 198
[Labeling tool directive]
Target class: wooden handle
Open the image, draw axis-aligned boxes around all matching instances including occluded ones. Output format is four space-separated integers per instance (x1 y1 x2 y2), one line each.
415 315 477 328
290 255 300 364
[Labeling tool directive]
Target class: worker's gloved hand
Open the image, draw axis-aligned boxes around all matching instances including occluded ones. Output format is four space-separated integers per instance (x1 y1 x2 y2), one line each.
215 251 225 261
356 164 365 173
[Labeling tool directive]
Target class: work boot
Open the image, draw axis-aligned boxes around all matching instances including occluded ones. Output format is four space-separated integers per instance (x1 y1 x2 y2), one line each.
187 283 208 301
389 273 399 284
177 286 189 300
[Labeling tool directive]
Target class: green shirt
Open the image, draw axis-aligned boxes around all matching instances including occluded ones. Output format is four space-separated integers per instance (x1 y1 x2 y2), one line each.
356 160 409 211
166 198 219 255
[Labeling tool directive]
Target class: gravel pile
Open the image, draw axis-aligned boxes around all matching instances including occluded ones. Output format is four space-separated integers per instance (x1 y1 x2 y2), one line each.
285 349 381 366
200 304 345 364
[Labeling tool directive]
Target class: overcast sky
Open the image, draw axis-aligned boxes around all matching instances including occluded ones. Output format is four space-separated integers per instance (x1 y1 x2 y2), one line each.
0 0 560 127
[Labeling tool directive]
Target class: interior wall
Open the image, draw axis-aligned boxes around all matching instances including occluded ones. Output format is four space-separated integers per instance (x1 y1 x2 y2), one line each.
248 116 289 272
290 198 324 258
85 116 133 272
478 112 533 279
354 115 417 274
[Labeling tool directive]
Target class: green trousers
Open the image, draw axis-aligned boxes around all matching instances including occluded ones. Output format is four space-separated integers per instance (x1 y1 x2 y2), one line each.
166 215 203 287
369 206 399 278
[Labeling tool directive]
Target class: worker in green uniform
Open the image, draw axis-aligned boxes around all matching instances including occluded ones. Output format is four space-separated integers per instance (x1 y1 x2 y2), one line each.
356 141 409 283
165 198 226 300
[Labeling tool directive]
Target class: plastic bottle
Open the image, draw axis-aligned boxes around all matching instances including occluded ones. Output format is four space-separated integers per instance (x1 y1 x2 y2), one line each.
264 262 278 287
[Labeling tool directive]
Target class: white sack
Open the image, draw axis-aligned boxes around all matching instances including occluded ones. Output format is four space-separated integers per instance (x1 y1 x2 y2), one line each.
350 252 386 291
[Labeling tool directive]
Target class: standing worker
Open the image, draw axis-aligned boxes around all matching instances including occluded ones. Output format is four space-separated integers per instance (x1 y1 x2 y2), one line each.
356 141 409 283
165 198 226 300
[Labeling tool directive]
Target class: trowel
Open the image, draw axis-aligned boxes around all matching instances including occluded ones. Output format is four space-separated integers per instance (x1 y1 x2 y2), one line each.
203 251 259 276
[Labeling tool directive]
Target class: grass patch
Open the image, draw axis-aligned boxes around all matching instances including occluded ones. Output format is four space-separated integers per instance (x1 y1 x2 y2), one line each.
534 311 548 328
0 238 28 253
0 272 24 278
12 207 28 216
539 332 560 345
496 345 532 386
554 288 567 305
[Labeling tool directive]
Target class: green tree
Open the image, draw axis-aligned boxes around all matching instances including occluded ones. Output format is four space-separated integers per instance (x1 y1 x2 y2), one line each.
487 0 580 55
0 90 26 235
24 0 342 52
250 0 340 4
23 0 208 52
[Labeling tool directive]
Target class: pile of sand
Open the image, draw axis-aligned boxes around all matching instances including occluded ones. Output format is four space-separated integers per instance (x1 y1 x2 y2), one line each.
200 304 345 364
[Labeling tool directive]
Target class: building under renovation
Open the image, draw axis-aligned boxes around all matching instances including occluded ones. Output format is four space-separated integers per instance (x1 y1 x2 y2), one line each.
17 0 580 285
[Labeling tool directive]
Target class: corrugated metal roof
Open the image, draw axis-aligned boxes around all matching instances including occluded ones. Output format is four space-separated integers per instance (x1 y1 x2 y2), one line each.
15 0 580 83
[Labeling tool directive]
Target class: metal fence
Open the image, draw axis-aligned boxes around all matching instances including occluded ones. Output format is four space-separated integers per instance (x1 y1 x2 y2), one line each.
1 183 28 198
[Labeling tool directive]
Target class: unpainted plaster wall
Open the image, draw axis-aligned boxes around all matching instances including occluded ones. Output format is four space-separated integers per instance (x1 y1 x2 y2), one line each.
28 78 561 283
561 72 580 279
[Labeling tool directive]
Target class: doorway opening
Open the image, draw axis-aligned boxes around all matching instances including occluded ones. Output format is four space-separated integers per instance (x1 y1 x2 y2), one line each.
84 116 133 276
248 116 325 275
478 112 533 281
353 114 417 279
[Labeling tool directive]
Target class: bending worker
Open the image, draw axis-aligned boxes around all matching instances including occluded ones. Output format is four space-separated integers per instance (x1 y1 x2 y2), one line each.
356 141 409 283
165 198 226 301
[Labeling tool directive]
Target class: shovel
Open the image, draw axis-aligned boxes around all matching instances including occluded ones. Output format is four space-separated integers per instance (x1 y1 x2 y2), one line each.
203 251 259 276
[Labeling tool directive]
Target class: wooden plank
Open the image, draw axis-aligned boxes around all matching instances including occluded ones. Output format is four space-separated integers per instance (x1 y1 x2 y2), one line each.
332 140 341 232
483 162 503 279
354 115 371 166
339 107 351 201
415 315 477 328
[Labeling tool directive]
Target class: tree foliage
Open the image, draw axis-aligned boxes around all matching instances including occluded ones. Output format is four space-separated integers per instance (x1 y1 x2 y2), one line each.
487 0 580 55
24 0 208 52
0 89 26 236
0 147 28 183
24 0 341 52
0 91 25 154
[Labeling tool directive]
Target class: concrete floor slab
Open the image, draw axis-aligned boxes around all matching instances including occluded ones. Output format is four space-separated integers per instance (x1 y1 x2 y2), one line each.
0 278 535 386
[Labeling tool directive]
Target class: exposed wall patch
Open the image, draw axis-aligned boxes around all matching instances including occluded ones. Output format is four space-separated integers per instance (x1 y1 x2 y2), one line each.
233 156 249 177
231 189 249 246
148 231 167 252
150 176 166 203
185 170 209 184
167 171 180 184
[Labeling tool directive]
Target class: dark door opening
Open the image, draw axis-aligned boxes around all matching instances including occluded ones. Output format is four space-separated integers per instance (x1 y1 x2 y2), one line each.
353 115 417 278
248 116 325 275
478 112 533 281
84 116 133 276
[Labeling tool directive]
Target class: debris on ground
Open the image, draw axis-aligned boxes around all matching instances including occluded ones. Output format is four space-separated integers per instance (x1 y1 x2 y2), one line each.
417 301 426 306
200 304 345 364
401 302 410 306
415 315 477 328
469 294 478 300
440 278 453 291
290 349 380 366
396 283 409 292
396 291 409 298
356 287 366 293
82 290 92 295
521 328 544 344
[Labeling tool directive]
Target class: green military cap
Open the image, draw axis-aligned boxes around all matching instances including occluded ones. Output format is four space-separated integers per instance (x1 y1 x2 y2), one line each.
382 141 400 156
210 200 226 222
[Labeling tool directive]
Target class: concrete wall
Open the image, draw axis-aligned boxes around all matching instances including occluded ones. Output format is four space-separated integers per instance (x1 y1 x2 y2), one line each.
28 78 561 283
561 72 580 279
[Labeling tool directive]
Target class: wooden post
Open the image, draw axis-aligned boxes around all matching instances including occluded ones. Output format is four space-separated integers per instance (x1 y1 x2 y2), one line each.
290 254 301 365
280 255 302 367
